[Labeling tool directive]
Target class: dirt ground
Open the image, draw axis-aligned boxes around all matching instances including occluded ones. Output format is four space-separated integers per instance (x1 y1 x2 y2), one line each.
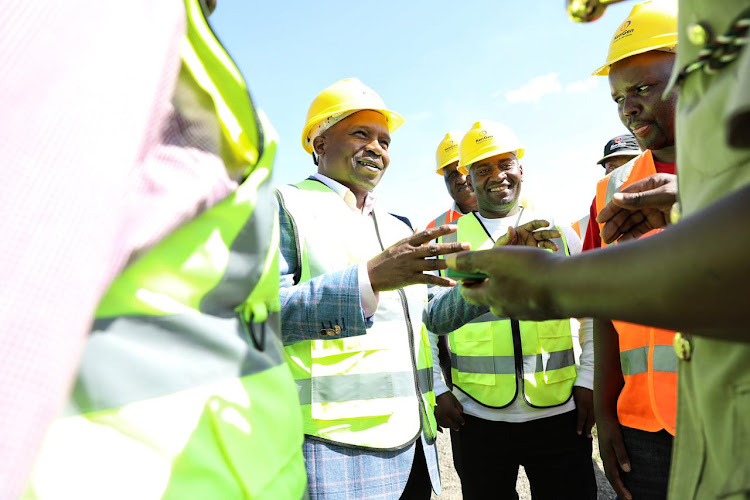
431 427 616 499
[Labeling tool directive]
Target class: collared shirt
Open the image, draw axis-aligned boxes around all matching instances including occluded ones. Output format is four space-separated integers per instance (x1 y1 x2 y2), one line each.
310 173 379 318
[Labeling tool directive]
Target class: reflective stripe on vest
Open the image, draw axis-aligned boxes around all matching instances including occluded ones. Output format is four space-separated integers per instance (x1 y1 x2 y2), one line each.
24 2 307 498
277 180 436 450
620 345 679 376
594 150 678 435
441 212 577 408
571 214 590 240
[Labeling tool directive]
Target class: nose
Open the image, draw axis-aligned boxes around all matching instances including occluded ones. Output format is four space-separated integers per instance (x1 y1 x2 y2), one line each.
364 139 384 156
622 95 641 119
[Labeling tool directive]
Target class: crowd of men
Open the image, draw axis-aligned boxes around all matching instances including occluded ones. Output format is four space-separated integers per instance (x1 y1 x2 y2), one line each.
2 0 748 499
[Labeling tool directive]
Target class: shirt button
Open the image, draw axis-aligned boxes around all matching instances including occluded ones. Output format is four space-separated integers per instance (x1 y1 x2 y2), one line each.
687 22 711 47
673 332 692 361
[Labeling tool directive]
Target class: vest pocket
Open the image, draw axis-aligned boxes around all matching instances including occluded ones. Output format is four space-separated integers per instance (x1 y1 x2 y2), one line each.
718 383 750 497
453 325 496 386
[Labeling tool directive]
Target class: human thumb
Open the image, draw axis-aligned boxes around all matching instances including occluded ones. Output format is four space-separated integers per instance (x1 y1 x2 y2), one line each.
494 226 516 247
445 249 477 272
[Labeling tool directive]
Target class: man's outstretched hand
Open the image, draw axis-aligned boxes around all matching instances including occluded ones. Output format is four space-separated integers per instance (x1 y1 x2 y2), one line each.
495 219 560 250
444 246 566 321
368 224 470 292
597 173 677 244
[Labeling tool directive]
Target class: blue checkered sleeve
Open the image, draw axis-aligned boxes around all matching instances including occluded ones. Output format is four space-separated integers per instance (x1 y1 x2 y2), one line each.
425 284 488 334
279 205 369 345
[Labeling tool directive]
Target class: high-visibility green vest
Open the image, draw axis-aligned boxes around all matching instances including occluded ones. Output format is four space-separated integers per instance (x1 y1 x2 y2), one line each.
24 1 306 498
440 212 577 408
276 179 437 450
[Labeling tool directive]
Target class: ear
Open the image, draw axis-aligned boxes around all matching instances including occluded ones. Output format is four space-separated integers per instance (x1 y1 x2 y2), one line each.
518 164 523 180
313 135 326 157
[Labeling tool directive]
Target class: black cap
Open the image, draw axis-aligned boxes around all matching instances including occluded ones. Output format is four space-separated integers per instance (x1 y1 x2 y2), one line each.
597 134 640 165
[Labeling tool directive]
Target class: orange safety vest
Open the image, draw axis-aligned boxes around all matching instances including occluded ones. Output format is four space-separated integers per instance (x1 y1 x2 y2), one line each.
426 207 463 229
594 150 677 435
571 214 590 240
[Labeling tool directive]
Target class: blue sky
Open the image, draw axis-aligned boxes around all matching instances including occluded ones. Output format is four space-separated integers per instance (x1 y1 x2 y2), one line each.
211 0 637 228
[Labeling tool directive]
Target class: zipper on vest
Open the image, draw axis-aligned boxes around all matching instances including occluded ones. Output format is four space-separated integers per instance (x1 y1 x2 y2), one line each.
371 211 425 438
511 319 525 403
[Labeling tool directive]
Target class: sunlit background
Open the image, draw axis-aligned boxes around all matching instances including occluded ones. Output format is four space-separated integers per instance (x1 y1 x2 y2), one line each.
211 1 637 229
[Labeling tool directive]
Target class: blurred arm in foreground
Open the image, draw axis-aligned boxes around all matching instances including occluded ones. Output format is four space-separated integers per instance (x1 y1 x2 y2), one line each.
446 183 749 340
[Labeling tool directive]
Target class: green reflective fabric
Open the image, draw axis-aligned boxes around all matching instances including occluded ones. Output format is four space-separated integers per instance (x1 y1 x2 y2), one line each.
280 180 434 449
445 212 576 408
163 365 306 499
26 0 307 497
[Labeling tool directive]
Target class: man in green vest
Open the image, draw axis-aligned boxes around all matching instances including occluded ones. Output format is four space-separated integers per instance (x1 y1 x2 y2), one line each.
452 1 750 498
431 120 597 499
21 1 308 498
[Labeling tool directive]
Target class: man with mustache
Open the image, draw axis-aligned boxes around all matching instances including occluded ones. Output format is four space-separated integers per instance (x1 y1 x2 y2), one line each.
583 3 680 499
431 120 596 500
276 78 480 499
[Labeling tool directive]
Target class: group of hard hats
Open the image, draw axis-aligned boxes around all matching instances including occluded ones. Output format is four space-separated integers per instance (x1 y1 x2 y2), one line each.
434 123 524 176
300 0 676 173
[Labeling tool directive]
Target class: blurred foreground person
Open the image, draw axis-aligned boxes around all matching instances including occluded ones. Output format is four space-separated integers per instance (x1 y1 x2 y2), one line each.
5 1 307 498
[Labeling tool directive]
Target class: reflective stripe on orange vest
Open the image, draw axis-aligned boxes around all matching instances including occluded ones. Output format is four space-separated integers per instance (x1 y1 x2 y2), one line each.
426 208 463 229
571 214 590 240
594 150 678 435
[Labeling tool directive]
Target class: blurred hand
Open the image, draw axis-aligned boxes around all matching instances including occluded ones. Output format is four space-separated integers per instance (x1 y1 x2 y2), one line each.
435 392 465 432
597 173 677 244
367 225 470 292
444 247 566 321
495 219 560 251
597 415 633 500
573 387 595 438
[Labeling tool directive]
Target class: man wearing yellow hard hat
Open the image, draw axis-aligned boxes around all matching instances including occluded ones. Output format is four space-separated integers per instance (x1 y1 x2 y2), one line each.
582 3 681 499
427 132 478 230
450 1 750 498
429 120 596 499
276 78 484 499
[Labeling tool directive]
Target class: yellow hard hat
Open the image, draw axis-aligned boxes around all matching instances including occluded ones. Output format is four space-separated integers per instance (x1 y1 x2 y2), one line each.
301 78 405 154
435 131 462 175
458 121 525 175
592 0 678 76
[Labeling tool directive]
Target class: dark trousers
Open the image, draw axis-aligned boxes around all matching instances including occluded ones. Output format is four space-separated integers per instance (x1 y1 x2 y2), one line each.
620 426 673 500
459 410 597 500
400 439 432 499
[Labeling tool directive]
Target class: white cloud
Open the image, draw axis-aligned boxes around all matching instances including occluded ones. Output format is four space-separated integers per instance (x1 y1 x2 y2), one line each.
501 72 562 103
565 77 599 93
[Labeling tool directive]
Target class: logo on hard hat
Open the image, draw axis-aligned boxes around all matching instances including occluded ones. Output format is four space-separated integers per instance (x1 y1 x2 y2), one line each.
444 143 458 153
475 130 494 144
614 20 635 42
614 136 623 144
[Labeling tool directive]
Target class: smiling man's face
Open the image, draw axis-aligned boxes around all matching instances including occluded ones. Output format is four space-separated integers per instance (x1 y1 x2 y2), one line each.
314 110 391 198
609 50 677 162
468 151 523 219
